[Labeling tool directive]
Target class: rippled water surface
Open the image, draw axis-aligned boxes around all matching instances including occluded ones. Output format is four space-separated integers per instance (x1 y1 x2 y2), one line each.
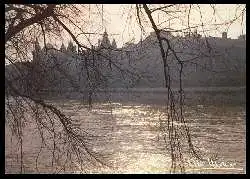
5 88 246 174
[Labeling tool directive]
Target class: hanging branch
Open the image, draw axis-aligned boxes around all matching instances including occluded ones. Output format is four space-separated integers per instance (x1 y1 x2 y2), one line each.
142 4 205 173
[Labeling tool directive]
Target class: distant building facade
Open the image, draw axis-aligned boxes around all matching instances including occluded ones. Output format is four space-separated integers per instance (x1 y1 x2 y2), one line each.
29 31 119 93
6 29 245 96
238 34 246 40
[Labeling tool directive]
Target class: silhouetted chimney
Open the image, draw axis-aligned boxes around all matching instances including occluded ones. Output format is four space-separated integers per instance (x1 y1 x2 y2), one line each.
222 32 227 39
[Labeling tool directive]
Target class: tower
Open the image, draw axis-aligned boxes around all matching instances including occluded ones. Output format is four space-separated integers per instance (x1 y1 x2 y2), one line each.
112 39 117 49
100 30 111 48
222 32 227 39
67 41 76 53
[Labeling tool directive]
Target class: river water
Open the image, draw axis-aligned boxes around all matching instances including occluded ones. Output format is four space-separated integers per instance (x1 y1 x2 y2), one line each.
5 87 246 174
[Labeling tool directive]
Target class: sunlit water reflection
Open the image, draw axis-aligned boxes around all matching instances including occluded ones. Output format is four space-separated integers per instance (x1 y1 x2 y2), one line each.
5 89 246 174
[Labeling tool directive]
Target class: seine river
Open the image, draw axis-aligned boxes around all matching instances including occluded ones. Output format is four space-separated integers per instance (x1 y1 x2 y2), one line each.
5 87 246 174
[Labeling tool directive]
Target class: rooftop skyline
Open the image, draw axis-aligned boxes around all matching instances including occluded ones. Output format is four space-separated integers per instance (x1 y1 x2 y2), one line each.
55 4 245 48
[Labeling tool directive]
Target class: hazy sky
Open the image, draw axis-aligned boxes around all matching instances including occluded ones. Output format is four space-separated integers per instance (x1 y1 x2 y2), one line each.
5 4 246 64
48 4 245 49
82 4 246 48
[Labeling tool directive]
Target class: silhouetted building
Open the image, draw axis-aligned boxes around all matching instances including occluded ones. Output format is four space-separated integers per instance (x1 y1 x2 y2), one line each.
25 31 246 90
99 30 111 49
112 39 117 49
238 34 246 40
67 41 77 53
222 32 227 39
97 30 117 50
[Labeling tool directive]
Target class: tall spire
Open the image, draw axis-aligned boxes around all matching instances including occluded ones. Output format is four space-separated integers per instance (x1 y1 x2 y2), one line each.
100 30 111 48
103 29 108 37
112 39 117 49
